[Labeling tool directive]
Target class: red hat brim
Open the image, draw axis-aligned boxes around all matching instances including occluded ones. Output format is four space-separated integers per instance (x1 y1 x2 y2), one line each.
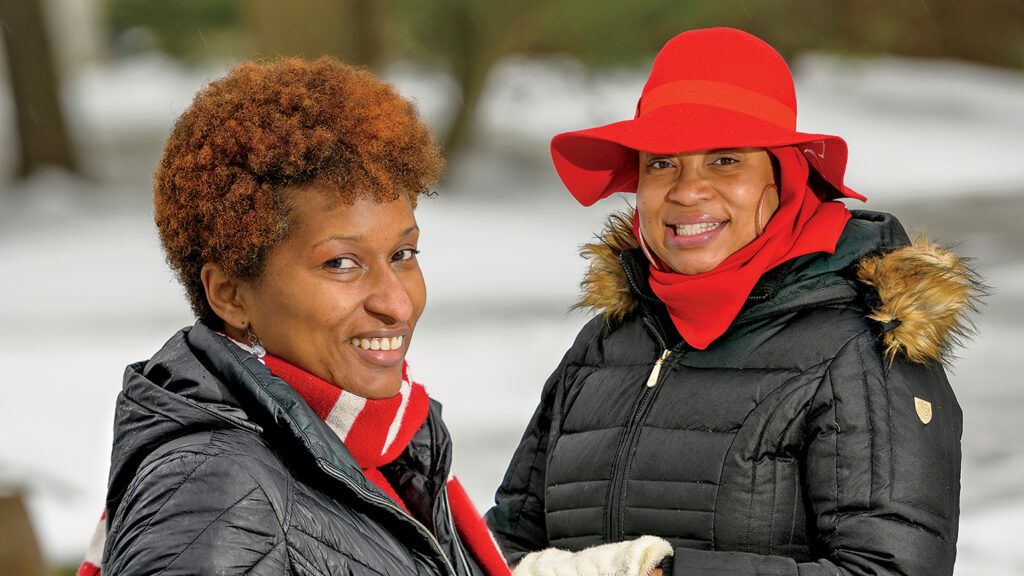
551 103 863 206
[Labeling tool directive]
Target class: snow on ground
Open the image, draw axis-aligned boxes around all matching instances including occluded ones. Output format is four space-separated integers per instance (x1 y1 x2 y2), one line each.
2 53 1024 572
956 497 1024 576
0 187 624 564
793 55 1024 199
4 191 1023 573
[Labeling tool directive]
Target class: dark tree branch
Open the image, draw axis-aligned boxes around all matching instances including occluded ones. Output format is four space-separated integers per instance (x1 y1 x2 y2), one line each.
0 0 79 179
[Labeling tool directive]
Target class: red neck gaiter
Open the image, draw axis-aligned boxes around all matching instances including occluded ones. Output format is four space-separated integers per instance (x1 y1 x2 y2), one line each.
638 145 853 350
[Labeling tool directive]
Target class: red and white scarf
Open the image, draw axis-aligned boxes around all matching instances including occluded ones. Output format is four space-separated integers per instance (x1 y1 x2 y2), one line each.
263 354 430 510
79 346 510 576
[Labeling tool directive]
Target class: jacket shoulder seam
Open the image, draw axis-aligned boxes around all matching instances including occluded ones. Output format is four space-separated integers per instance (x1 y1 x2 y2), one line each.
155 484 264 576
124 434 219 544
853 332 878 511
286 543 329 576
815 327 875 550
217 450 291 538
568 315 614 360
241 536 287 576
117 434 286 570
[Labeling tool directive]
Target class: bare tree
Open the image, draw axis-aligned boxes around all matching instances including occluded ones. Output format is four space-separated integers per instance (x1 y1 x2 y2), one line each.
243 0 388 70
0 491 49 576
349 0 389 70
437 1 549 159
0 0 78 179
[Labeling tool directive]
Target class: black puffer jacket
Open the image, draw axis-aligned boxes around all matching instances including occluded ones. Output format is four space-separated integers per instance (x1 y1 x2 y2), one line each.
487 211 980 576
102 322 482 576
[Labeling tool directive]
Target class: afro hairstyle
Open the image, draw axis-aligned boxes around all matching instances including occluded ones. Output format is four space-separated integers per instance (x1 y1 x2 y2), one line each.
153 56 444 327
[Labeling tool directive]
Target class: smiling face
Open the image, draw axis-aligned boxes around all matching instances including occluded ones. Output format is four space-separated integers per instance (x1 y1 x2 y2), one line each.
232 189 425 398
636 147 779 275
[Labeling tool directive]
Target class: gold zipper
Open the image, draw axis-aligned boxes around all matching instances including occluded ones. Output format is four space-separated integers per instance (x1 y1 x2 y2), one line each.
645 349 671 388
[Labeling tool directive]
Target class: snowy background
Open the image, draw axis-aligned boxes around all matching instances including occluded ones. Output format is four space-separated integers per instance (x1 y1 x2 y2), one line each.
2 53 1024 575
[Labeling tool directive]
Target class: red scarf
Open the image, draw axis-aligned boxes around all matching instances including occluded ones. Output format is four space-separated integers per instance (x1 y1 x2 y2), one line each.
79 349 511 576
263 355 510 576
262 354 429 511
640 145 854 350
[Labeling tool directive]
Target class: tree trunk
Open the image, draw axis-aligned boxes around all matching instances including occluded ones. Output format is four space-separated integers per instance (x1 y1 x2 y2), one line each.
441 0 548 160
243 0 389 70
0 492 49 576
0 0 78 179
443 44 500 159
242 0 347 60
348 0 388 70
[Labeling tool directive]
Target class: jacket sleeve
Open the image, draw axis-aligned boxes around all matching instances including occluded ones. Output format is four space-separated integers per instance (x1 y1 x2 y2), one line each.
485 352 571 564
103 447 289 576
670 331 962 576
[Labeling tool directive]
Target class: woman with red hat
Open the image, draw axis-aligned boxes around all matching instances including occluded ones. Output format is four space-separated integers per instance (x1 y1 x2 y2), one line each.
486 28 980 576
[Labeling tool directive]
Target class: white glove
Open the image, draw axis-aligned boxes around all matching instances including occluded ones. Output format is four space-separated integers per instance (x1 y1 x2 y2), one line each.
512 536 673 576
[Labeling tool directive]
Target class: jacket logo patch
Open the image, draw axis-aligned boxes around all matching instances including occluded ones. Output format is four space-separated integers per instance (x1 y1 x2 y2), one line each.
914 397 933 425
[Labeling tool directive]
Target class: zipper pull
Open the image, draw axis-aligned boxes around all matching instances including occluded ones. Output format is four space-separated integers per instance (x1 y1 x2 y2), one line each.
645 349 671 388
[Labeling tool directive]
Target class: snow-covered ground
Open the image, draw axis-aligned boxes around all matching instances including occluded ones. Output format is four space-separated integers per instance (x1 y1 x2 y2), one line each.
2 53 1023 574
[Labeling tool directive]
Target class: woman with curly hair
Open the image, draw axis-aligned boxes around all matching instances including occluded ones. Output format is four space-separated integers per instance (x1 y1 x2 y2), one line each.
78 57 510 576
487 28 981 576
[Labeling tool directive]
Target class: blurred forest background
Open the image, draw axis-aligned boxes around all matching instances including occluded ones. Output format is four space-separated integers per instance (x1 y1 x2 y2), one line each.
2 1 1024 575
4 0 1024 180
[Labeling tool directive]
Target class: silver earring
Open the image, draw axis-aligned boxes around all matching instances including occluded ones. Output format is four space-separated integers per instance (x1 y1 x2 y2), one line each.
245 324 266 357
755 184 777 237
637 225 662 270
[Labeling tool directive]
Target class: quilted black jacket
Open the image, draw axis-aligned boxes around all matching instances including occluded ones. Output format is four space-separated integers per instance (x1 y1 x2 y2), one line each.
487 211 977 576
102 322 483 576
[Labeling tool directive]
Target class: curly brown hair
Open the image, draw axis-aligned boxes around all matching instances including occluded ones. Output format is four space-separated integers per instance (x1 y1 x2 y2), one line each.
153 57 445 327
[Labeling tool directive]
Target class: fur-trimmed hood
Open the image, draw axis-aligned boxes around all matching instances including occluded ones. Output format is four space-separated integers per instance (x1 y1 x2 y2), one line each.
576 209 985 364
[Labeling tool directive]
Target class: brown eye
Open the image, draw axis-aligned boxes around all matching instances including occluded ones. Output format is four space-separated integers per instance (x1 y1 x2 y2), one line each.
648 158 675 170
323 257 360 271
710 156 739 166
392 248 420 262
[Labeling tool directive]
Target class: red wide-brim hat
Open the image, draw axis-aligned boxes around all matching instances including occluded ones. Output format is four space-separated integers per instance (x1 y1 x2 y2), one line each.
551 28 865 206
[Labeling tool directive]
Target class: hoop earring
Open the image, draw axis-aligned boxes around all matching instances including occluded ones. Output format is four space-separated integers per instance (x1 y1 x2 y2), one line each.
637 225 662 271
755 184 777 237
244 323 266 358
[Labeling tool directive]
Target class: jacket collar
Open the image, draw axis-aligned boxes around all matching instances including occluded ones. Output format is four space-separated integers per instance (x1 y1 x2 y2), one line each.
195 325 369 476
577 209 985 364
108 323 451 518
619 248 796 306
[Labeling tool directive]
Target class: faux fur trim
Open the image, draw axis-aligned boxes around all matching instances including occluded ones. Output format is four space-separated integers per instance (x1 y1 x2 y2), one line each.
575 211 641 324
576 210 985 364
857 236 986 365
512 536 672 576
